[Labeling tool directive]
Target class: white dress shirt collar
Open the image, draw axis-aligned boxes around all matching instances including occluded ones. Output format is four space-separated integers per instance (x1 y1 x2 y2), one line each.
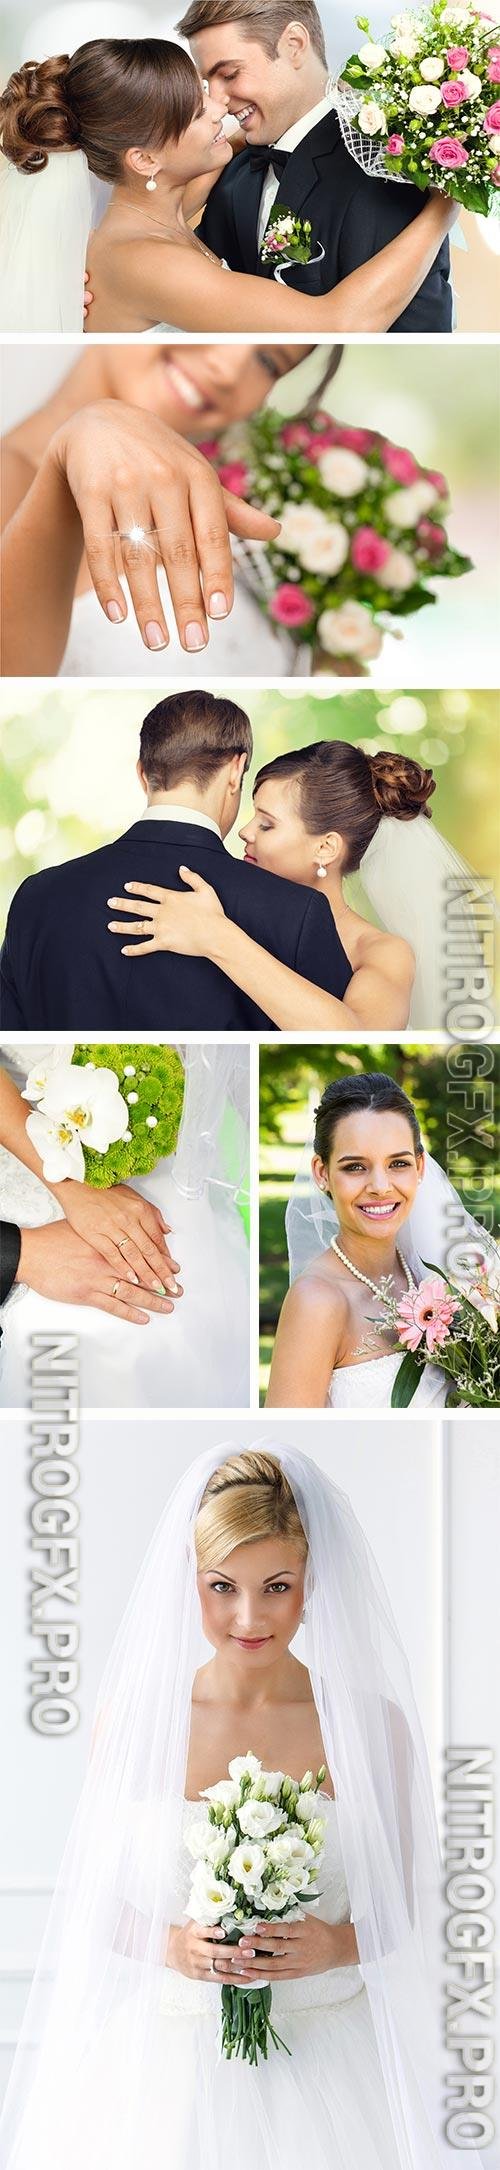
274 80 338 154
141 803 222 838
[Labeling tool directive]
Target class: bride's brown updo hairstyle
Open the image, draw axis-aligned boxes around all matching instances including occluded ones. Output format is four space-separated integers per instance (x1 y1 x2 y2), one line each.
195 1453 307 1573
253 742 435 875
314 1073 423 1167
0 39 204 179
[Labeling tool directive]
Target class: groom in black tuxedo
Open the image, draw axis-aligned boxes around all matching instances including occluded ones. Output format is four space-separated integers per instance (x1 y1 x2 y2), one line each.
180 0 451 331
0 691 351 1030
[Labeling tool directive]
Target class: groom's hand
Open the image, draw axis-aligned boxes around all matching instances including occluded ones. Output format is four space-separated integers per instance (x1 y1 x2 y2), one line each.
49 403 280 657
15 1223 179 1325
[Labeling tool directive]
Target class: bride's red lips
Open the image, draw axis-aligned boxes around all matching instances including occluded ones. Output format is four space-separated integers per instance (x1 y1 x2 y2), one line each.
231 1635 271 1647
243 849 257 863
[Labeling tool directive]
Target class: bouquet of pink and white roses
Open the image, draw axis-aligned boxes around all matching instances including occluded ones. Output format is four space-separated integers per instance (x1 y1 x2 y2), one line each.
184 1754 327 2064
365 1253 500 1404
199 407 471 669
337 1 500 215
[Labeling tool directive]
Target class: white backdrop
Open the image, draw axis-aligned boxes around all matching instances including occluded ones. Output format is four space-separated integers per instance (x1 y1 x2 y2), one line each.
0 1411 498 2100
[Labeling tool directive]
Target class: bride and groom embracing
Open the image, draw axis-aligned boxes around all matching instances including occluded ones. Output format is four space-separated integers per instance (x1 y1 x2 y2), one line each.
0 688 485 1034
0 5 456 334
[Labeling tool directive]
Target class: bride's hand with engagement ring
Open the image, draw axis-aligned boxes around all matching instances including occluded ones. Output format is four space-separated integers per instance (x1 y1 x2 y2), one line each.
48 403 280 655
51 1180 183 1300
107 871 225 958
165 1923 256 1985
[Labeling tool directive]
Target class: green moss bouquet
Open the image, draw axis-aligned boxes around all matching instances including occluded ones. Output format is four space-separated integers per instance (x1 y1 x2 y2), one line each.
23 1043 185 1189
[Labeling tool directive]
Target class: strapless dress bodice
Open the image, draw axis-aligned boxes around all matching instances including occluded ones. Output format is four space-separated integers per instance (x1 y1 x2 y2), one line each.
327 1351 448 1407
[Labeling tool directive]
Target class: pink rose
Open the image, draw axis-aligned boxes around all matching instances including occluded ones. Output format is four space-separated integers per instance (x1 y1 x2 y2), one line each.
382 442 419 484
417 518 447 556
217 461 250 497
493 161 500 182
350 526 391 574
484 99 500 129
446 44 469 65
441 77 467 104
386 132 405 154
196 438 221 461
429 136 469 166
280 422 315 452
330 424 377 455
424 468 448 496
269 584 315 628
487 46 500 81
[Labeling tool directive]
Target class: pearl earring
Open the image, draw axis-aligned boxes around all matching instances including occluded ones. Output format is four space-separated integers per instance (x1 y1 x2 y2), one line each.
146 174 157 192
316 860 327 879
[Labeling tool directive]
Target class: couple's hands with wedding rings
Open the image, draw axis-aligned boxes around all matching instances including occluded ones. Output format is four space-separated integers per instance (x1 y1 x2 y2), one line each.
57 1180 182 1301
15 1221 180 1326
48 402 280 655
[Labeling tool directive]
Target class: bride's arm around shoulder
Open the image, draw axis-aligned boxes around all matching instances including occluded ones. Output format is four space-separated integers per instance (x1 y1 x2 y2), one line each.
347 932 416 1029
265 1269 349 1408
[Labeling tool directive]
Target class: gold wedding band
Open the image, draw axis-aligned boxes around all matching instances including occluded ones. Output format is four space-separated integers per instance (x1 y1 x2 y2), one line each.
118 1237 130 1251
111 1281 120 1297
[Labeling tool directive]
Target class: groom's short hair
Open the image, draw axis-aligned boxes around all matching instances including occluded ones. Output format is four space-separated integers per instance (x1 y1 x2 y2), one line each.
139 690 253 792
178 0 327 66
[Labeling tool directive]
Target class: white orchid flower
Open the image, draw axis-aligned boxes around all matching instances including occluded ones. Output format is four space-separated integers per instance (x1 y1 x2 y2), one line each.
22 1047 74 1103
25 1109 86 1184
38 1061 129 1157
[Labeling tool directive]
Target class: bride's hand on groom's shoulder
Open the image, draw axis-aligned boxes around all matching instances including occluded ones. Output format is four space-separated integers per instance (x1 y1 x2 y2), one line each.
107 871 225 960
47 403 280 657
55 1178 183 1302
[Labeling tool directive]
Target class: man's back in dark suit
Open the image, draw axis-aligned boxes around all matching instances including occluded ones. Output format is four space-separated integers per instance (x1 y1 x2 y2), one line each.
199 107 451 333
0 818 352 1030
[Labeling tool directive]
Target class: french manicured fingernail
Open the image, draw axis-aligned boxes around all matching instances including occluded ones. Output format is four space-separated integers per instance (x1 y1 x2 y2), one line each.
153 1280 167 1294
167 1278 181 1295
208 591 228 619
106 601 124 623
145 621 168 649
127 1273 140 1285
184 622 207 651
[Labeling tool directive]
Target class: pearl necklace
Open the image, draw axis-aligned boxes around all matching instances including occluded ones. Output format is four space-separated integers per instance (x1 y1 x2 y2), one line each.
330 1238 416 1306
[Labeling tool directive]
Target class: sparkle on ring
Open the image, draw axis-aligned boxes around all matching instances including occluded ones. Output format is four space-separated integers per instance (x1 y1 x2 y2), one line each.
127 524 147 545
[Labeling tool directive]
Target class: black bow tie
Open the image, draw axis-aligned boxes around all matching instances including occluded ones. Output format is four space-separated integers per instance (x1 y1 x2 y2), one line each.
249 145 290 179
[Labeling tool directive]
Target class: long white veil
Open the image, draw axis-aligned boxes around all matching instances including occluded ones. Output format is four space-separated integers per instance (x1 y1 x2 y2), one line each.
0 1441 487 2170
0 149 91 332
358 814 496 1032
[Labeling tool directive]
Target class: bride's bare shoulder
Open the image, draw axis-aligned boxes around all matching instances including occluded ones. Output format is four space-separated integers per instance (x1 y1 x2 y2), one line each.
357 922 416 990
278 1257 352 1340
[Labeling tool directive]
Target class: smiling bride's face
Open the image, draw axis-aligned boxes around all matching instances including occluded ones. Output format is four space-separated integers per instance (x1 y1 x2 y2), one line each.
197 1536 306 1668
103 344 309 439
313 1109 424 1245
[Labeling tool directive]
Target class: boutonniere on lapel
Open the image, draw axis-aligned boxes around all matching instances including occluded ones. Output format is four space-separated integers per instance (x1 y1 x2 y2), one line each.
260 204 314 265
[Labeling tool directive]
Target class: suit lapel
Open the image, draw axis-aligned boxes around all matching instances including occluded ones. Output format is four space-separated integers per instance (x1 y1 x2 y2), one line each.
233 156 266 273
258 111 343 277
118 821 226 859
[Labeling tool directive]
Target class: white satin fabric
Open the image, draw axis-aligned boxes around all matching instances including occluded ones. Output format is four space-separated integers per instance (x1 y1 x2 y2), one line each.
327 1350 448 1408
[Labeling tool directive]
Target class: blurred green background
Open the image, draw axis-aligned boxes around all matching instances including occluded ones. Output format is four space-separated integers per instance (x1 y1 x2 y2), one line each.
0 686 498 944
259 1041 500 1401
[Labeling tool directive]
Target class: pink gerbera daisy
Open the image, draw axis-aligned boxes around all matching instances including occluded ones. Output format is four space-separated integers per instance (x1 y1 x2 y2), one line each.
396 1276 459 1354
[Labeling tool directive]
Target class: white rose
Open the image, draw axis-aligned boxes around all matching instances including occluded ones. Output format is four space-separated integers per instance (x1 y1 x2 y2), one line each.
187 1869 237 1923
358 40 387 68
419 54 445 78
460 69 482 97
317 448 368 496
228 1841 266 1895
357 98 387 134
408 82 442 113
228 1753 261 1784
440 5 472 24
185 1819 212 1860
487 132 500 153
200 1778 240 1809
382 547 416 591
238 1799 283 1839
390 31 422 58
254 1770 285 1800
260 1876 297 1911
300 521 349 574
384 480 436 528
267 1833 312 1873
317 602 383 661
278 504 329 555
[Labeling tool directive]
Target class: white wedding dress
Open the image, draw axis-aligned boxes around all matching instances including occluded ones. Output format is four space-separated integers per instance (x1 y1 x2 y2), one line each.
327 1350 448 1407
60 569 295 676
62 1795 402 2170
0 1045 249 1410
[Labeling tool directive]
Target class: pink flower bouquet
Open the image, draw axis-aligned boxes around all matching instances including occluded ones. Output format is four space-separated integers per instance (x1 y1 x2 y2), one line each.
338 1 500 215
199 407 471 670
376 1258 500 1405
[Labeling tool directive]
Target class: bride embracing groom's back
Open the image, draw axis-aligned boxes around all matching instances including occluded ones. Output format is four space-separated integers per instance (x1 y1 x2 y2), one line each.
0 691 351 1031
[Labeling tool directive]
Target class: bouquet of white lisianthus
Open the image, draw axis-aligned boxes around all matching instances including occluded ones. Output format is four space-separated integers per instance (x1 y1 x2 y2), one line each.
22 1043 184 1186
185 1753 327 2065
336 1 500 215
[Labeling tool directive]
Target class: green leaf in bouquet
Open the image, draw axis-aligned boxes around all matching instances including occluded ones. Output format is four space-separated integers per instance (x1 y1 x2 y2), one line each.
390 587 435 617
390 1351 422 1407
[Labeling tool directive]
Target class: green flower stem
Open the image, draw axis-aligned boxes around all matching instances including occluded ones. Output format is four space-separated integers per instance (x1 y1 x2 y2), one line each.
220 1984 291 2065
